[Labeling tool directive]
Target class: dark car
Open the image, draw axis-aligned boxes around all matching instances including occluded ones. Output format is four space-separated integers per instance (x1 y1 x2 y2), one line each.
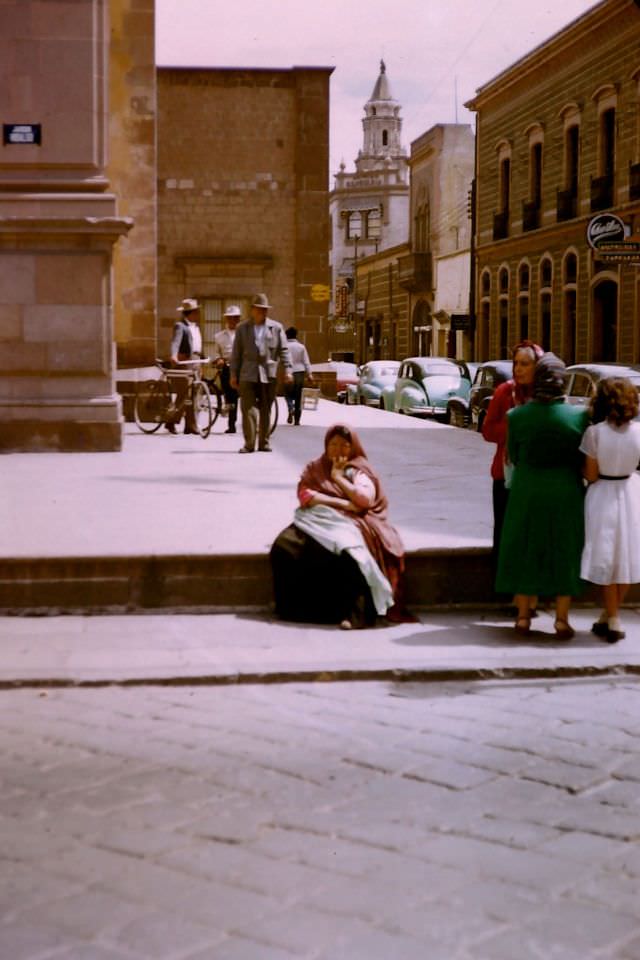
462 360 513 432
565 363 640 413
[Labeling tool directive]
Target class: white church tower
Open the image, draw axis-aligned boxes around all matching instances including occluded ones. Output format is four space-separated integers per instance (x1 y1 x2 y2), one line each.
329 61 409 344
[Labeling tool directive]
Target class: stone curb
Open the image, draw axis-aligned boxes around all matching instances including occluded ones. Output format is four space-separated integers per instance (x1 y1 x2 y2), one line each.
1 661 637 691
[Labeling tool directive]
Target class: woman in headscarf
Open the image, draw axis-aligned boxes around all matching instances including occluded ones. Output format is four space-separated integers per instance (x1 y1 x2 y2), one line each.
270 424 408 628
496 353 589 639
482 340 544 568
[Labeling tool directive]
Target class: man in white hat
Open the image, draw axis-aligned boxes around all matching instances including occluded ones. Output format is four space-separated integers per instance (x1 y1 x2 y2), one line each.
214 304 241 434
230 293 292 452
166 298 203 434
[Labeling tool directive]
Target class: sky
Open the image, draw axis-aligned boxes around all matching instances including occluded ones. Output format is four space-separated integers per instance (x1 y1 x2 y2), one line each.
156 0 597 178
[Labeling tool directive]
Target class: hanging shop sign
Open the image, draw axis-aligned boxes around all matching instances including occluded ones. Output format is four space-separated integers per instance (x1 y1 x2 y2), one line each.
586 213 626 250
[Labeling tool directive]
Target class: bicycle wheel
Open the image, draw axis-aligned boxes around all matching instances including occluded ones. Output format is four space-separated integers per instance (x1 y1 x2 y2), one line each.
269 394 279 436
134 379 170 433
192 381 213 438
207 383 223 429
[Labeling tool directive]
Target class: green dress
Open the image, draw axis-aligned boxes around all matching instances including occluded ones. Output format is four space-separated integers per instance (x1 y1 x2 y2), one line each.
496 400 589 597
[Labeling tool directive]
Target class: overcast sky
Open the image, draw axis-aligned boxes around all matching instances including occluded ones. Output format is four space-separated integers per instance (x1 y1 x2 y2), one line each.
156 0 597 178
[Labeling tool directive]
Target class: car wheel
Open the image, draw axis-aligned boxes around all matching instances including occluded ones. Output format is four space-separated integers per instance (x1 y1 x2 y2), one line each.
379 398 385 410
444 408 452 425
477 411 485 433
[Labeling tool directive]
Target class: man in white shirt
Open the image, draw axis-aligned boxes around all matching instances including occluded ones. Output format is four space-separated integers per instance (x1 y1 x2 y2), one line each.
284 327 314 425
166 298 203 434
214 305 241 434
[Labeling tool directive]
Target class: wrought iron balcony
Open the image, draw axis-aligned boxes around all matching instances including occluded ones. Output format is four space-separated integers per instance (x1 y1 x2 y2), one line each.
397 252 432 292
630 162 640 202
493 210 509 241
590 173 613 212
556 188 577 222
522 200 540 232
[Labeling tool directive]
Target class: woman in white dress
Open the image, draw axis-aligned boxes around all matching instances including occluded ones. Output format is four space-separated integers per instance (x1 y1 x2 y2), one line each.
581 377 640 642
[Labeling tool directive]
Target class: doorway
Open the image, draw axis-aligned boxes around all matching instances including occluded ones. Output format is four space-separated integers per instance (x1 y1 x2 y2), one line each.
592 279 618 362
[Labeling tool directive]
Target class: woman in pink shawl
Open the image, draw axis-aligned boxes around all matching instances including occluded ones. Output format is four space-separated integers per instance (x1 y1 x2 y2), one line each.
270 424 409 628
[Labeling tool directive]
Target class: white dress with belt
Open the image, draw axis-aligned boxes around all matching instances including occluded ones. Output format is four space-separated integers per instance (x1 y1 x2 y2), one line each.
580 420 640 585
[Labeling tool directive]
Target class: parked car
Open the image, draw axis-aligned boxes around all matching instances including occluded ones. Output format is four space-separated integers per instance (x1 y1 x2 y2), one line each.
444 362 479 425
565 363 640 413
310 361 359 402
347 360 401 407
466 360 513 432
380 357 473 419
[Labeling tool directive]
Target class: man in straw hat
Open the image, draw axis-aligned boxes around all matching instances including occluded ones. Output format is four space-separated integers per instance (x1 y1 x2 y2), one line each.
214 304 242 434
165 297 203 434
230 293 292 452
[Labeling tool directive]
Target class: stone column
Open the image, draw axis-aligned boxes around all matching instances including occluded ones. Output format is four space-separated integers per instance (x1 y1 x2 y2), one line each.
0 0 133 451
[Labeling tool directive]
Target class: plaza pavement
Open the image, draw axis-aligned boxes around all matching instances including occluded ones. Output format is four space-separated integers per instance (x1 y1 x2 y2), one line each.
0 396 639 688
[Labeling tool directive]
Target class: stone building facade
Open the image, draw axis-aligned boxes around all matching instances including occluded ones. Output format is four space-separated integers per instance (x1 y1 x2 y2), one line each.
401 124 474 359
157 67 332 368
329 61 409 359
354 124 474 364
355 244 410 362
0 0 135 451
467 0 640 363
109 0 157 369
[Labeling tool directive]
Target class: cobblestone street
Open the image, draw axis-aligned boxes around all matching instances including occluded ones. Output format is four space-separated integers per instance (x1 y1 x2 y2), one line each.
1 677 640 959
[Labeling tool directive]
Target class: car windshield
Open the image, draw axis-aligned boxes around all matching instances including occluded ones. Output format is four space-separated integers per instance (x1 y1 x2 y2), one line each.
422 362 460 378
422 373 461 386
377 366 399 377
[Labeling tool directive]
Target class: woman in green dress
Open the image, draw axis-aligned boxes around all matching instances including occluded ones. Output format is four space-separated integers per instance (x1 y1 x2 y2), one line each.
496 354 589 639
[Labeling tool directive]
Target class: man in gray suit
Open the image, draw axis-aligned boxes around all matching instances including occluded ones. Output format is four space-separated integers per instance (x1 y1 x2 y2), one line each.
230 293 292 453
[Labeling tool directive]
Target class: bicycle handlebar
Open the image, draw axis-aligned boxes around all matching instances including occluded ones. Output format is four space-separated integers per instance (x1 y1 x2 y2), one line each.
155 358 211 366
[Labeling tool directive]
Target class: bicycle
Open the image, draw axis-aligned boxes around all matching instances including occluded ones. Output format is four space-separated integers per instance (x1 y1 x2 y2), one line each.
134 359 217 438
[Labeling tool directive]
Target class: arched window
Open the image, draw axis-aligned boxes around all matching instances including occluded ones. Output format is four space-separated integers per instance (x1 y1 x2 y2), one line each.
539 256 553 352
481 269 491 298
518 262 530 292
498 267 509 294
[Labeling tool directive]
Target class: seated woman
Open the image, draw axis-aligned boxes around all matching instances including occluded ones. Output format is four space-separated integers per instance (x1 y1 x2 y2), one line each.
270 424 408 628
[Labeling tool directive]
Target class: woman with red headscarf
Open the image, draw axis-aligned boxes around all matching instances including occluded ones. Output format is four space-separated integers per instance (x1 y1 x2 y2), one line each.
270 424 408 628
482 340 544 588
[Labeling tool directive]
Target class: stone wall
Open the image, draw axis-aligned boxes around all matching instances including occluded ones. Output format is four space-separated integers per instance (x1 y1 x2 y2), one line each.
108 0 157 368
157 67 332 362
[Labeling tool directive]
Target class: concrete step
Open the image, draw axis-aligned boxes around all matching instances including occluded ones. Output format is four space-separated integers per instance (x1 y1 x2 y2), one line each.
0 548 497 613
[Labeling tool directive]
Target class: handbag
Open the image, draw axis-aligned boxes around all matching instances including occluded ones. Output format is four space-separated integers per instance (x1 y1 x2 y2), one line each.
503 459 515 489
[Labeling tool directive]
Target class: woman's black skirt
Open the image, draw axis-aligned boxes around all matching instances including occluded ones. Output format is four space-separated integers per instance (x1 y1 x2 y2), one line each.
270 524 376 626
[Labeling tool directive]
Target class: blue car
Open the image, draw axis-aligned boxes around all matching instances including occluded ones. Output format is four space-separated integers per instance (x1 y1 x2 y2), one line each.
347 360 401 407
381 357 474 419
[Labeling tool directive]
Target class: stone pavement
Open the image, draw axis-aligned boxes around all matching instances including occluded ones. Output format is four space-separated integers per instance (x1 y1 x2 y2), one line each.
1 676 639 959
1 606 640 689
0 398 499 611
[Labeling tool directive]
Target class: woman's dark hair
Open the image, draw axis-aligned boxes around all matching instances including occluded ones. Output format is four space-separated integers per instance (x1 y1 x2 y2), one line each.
590 377 639 426
326 424 352 444
532 352 567 402
285 326 297 340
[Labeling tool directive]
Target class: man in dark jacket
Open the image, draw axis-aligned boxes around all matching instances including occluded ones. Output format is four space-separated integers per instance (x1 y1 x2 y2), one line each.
230 293 292 452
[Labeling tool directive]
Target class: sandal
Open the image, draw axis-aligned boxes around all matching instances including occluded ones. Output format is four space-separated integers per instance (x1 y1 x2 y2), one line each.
554 619 575 640
514 616 531 636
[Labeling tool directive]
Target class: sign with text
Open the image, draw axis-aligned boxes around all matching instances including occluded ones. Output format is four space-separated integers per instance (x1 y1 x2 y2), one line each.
586 213 626 250
3 124 41 145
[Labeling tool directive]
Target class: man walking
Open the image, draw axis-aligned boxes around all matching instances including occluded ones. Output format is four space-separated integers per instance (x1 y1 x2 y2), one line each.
230 293 292 453
214 304 241 434
166 298 202 434
284 327 314 425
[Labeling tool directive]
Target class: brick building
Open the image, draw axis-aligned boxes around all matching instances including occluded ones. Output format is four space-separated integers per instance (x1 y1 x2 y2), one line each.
157 66 332 368
466 0 640 363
